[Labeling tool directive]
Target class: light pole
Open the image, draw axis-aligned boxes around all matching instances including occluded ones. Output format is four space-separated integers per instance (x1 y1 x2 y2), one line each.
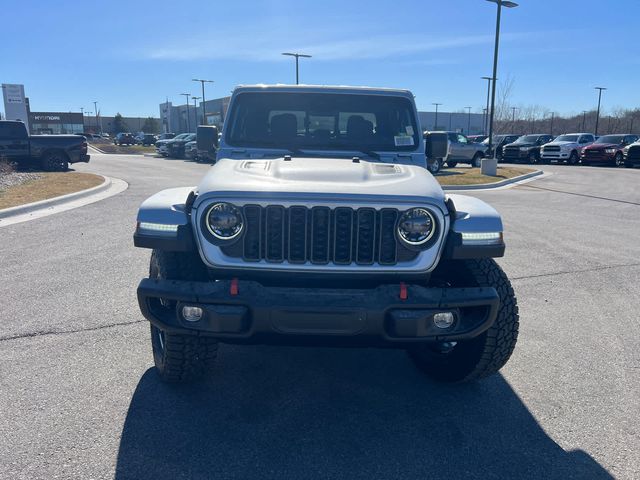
432 103 442 130
511 107 518 133
482 76 493 135
549 112 555 136
193 79 214 125
282 52 312 85
486 0 518 160
465 106 472 134
582 110 588 131
180 93 191 132
192 96 200 129
594 87 606 136
85 111 93 132
93 101 101 134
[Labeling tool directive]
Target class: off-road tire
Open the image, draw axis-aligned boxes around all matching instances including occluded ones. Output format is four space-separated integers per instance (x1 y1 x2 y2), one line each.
471 153 483 168
614 152 624 167
568 151 580 165
407 258 519 383
528 151 539 164
446 161 458 168
149 249 217 383
41 151 69 171
428 158 442 174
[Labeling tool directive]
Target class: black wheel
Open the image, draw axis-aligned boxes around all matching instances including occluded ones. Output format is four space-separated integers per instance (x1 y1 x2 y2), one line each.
41 151 69 171
528 151 539 165
148 249 217 383
471 153 483 168
428 158 442 174
614 152 624 167
568 151 580 165
407 259 519 383
446 161 458 168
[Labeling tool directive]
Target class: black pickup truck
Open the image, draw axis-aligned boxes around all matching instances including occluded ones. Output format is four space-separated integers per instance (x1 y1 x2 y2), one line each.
0 121 90 171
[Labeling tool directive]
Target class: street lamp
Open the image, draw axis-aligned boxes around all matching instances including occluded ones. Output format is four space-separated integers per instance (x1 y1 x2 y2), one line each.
180 93 191 132
481 76 493 135
192 79 214 125
432 103 442 130
93 101 101 134
594 87 606 136
465 106 472 134
486 0 518 160
192 96 200 129
282 52 312 85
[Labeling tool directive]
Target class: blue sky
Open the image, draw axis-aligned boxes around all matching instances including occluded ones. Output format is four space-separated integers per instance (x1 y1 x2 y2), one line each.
1 0 639 118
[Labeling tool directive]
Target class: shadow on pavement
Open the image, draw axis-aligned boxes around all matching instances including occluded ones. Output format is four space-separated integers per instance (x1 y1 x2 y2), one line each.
115 346 613 480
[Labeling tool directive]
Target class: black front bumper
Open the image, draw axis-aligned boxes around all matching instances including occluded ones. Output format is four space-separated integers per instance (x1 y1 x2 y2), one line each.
137 279 500 347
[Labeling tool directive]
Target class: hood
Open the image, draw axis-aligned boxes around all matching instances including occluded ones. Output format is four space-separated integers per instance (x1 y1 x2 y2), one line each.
546 141 577 147
196 157 445 204
583 143 618 150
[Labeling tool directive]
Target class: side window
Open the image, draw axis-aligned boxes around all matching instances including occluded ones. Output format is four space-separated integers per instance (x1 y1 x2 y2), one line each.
584 135 594 143
626 135 637 144
0 123 26 139
457 134 468 144
448 133 458 143
579 135 589 144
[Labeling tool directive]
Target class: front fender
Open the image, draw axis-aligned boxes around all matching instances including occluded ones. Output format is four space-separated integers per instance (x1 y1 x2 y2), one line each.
444 194 505 259
134 187 197 251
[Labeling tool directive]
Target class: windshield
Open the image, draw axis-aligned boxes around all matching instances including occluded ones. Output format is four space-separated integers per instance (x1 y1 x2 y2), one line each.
595 135 625 144
482 135 504 144
514 135 540 144
173 133 190 140
554 135 579 142
226 92 420 152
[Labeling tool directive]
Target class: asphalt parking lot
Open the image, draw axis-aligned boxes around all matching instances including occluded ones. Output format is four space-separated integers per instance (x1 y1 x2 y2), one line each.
1 154 639 479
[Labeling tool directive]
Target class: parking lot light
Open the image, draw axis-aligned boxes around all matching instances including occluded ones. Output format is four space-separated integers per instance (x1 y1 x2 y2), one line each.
282 52 312 85
193 79 214 125
432 103 442 130
482 76 493 135
486 0 518 160
180 93 191 133
594 87 607 136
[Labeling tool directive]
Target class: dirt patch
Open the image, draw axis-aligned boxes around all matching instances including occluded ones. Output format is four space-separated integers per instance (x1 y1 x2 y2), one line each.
0 172 104 210
436 166 536 186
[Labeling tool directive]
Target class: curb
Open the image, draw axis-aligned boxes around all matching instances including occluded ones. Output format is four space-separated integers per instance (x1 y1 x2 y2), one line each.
88 144 106 154
441 169 543 191
0 175 111 219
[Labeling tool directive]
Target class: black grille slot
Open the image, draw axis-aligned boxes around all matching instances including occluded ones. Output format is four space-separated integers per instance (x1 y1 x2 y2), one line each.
311 207 331 264
378 209 398 265
221 205 420 266
265 205 285 262
333 208 353 264
356 208 376 264
288 207 307 263
242 205 261 261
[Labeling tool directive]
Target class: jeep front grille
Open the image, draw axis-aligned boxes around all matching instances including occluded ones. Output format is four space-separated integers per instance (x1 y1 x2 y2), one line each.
220 205 418 266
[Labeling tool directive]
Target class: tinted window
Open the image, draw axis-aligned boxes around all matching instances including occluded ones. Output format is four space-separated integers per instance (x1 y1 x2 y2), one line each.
227 92 420 152
0 122 27 139
457 134 468 144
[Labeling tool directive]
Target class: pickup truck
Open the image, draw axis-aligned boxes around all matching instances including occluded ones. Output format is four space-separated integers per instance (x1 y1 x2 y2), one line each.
0 120 90 171
438 131 488 168
540 133 595 164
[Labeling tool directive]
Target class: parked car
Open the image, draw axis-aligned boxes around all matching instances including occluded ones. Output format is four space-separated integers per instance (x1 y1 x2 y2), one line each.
156 133 175 141
156 133 190 156
502 134 555 164
166 133 196 158
580 134 639 167
114 132 136 145
623 140 640 167
134 84 519 384
140 134 157 146
482 135 520 161
185 140 198 160
433 131 488 168
468 135 488 143
0 120 89 171
540 133 595 164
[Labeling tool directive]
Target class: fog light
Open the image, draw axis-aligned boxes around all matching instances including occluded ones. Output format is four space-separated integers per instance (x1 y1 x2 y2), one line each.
182 306 203 322
433 312 455 329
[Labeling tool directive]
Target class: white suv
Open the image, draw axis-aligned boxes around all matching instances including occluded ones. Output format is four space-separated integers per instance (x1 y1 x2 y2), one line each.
540 133 595 165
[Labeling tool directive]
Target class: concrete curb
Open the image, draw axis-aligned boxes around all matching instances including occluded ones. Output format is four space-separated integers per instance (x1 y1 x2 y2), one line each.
0 175 111 219
88 144 106 154
442 169 544 191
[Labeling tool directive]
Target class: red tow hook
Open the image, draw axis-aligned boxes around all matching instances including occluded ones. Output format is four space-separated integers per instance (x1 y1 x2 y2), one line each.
230 278 239 296
399 282 408 301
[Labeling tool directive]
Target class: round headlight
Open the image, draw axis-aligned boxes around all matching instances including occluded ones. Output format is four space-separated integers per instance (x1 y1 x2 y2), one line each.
205 203 243 240
397 208 436 246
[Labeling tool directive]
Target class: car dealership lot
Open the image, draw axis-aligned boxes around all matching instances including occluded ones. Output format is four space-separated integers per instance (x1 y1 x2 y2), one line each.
1 154 639 479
